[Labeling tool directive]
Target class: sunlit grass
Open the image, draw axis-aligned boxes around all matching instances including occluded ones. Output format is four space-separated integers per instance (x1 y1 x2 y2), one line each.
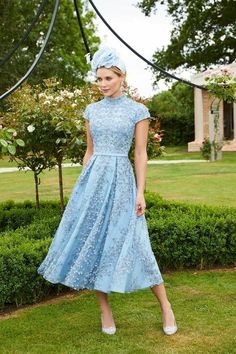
159 145 203 160
1 148 236 353
0 269 235 354
1 150 236 207
146 154 236 207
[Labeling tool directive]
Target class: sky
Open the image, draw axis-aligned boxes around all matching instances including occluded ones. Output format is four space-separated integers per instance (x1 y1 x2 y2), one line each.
86 0 174 98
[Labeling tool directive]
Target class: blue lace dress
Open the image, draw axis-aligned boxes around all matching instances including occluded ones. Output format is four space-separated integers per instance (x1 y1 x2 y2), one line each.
37 93 164 293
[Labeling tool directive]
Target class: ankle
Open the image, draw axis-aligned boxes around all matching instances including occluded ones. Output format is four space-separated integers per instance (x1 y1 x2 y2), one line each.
161 301 172 313
101 308 113 317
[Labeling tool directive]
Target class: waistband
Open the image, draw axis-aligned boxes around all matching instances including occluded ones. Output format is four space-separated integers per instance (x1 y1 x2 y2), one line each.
93 152 128 157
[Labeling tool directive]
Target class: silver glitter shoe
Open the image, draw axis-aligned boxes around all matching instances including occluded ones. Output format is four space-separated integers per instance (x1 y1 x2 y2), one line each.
101 314 116 335
162 308 178 335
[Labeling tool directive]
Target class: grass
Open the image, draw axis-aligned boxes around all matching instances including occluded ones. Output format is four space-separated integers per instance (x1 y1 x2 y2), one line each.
0 166 81 202
0 269 235 354
1 148 236 353
158 146 203 160
0 147 199 168
0 148 236 207
146 152 236 207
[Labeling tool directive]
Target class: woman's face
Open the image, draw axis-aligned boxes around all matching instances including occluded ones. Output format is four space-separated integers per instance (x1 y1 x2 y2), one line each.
96 67 125 98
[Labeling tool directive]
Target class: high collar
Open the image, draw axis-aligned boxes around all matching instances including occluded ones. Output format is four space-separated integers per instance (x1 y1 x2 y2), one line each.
103 93 126 103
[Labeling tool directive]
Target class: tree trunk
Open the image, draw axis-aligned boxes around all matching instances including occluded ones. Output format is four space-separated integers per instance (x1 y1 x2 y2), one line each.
34 171 40 209
58 159 65 215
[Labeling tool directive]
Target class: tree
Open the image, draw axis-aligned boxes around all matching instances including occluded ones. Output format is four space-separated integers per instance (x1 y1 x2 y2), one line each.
3 84 58 209
34 78 102 212
3 79 102 211
137 0 236 83
0 0 100 94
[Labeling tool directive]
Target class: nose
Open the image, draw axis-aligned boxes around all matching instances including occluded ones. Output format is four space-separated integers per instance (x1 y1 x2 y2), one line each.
100 81 108 88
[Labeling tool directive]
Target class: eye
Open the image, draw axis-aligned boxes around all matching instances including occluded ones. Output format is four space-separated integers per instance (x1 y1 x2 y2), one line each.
106 77 112 81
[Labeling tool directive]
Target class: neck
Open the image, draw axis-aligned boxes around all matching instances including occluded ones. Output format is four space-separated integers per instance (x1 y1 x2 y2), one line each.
104 92 125 101
110 90 122 98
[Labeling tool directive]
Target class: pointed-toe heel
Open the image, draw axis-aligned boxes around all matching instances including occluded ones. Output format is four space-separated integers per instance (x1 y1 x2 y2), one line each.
163 308 178 336
101 314 116 335
102 326 116 335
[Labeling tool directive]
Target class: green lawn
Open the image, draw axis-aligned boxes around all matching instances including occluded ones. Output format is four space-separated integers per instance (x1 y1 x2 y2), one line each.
1 149 236 207
146 152 236 207
0 146 200 168
1 149 236 353
0 269 235 354
0 157 17 168
158 146 203 160
0 166 81 202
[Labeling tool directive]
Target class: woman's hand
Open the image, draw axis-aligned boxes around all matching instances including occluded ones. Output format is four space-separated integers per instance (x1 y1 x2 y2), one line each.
135 193 146 216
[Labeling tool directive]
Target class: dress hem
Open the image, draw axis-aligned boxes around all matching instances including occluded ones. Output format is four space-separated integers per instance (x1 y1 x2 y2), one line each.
38 271 164 294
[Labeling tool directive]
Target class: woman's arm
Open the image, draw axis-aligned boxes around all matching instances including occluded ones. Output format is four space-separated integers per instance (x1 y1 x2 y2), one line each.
134 118 149 216
83 120 94 167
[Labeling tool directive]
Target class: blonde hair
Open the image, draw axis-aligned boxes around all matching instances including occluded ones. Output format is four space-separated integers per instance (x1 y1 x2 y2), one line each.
110 66 128 90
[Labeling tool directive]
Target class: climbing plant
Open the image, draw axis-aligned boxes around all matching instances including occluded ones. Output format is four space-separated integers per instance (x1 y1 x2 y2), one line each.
204 67 236 161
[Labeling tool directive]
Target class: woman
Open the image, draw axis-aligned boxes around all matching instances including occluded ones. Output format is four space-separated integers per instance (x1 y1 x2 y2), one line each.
37 47 177 336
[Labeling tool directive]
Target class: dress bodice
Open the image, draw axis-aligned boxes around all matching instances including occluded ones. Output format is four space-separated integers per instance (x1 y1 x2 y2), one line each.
83 94 150 156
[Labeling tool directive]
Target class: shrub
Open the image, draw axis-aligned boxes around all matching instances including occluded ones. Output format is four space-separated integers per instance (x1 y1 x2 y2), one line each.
0 199 62 232
148 83 194 146
200 137 211 160
0 195 235 310
0 204 63 310
0 237 64 309
145 192 236 270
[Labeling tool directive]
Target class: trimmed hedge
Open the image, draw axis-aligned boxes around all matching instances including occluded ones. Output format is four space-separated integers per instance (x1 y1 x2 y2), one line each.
0 194 235 310
0 201 65 310
146 192 236 269
0 199 62 232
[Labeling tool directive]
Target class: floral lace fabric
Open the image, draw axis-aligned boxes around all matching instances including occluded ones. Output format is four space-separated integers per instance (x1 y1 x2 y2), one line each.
37 94 163 293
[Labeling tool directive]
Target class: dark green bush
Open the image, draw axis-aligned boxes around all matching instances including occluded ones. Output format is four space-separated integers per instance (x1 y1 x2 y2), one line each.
145 191 236 270
158 112 194 146
0 199 62 232
0 203 64 310
0 237 63 309
148 83 194 146
0 195 235 310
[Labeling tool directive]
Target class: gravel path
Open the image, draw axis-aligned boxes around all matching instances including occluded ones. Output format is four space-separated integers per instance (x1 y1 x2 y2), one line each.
0 159 207 174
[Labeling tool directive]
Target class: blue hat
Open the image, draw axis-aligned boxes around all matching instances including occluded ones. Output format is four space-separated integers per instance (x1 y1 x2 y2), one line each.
91 47 126 74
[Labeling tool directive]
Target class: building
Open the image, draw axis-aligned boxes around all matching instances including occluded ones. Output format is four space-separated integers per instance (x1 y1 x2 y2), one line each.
188 62 236 152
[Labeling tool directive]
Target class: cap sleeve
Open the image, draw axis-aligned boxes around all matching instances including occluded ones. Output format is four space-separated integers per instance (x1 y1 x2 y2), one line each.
134 103 150 124
83 105 91 121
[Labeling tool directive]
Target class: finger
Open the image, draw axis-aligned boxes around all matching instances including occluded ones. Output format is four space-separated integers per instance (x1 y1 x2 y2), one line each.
136 206 141 214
